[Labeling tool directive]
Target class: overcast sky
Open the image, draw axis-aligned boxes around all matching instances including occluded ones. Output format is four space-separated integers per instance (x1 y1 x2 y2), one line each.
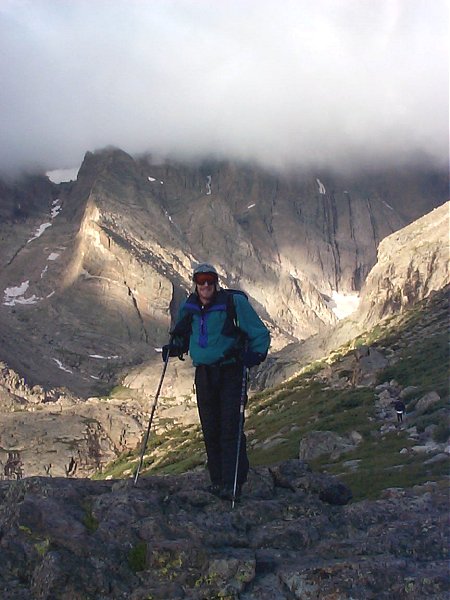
0 0 448 175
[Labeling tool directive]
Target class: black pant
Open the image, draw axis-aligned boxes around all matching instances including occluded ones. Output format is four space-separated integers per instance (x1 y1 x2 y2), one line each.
195 363 249 487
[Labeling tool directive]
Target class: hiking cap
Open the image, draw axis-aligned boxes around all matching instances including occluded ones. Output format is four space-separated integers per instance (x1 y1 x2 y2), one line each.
192 263 219 280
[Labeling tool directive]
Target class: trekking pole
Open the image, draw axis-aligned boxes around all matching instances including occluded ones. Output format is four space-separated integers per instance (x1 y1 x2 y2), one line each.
133 342 172 486
231 358 248 509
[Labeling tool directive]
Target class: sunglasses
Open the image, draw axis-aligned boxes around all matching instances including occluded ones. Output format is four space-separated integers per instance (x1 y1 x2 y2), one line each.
194 273 217 286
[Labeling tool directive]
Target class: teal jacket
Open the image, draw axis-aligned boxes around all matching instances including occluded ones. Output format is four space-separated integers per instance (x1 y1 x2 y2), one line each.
173 289 270 366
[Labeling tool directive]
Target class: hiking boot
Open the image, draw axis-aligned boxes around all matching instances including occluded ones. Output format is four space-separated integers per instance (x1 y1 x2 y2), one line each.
220 484 242 502
206 483 222 497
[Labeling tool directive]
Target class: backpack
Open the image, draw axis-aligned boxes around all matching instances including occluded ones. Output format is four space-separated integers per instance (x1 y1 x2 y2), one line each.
219 288 248 337
171 288 248 348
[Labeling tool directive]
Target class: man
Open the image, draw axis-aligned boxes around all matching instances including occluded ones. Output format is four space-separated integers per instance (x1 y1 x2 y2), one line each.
394 399 406 423
163 263 270 501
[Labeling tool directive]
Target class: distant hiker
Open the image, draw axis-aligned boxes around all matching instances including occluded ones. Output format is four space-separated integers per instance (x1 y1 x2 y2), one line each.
394 399 406 423
162 263 270 501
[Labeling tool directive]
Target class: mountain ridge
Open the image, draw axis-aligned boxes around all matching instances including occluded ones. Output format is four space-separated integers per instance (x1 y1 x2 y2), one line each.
0 148 446 397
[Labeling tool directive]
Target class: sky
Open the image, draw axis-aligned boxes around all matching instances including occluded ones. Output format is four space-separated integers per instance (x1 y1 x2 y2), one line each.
0 0 448 176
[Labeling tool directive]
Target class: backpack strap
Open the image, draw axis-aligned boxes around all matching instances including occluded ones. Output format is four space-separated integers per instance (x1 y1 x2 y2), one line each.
221 289 248 338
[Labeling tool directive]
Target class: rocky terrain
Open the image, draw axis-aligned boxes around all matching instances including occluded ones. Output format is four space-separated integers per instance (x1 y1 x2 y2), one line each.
0 151 448 598
0 462 448 599
0 362 145 478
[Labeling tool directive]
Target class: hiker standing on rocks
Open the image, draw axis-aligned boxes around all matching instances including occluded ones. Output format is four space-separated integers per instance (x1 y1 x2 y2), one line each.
394 399 406 423
163 263 270 501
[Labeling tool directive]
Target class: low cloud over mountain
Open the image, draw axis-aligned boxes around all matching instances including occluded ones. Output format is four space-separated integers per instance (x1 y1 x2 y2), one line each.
0 0 448 175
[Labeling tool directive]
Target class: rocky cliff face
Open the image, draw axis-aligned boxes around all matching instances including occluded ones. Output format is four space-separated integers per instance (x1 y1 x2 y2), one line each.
0 148 446 398
257 201 449 391
356 201 449 327
0 362 145 478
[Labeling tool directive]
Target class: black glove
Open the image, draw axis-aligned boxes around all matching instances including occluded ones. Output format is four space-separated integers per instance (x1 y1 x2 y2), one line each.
242 350 265 368
162 343 184 362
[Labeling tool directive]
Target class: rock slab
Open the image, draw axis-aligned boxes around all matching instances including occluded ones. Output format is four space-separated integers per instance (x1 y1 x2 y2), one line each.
0 459 448 599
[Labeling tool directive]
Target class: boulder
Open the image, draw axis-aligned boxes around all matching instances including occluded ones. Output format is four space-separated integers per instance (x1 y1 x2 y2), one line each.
299 430 358 461
415 391 441 414
400 386 419 400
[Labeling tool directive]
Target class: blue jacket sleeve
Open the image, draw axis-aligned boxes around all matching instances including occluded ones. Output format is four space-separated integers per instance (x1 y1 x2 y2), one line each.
169 302 190 352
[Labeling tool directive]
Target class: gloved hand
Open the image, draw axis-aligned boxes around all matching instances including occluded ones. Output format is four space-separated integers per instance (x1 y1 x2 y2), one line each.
242 350 265 368
162 343 184 362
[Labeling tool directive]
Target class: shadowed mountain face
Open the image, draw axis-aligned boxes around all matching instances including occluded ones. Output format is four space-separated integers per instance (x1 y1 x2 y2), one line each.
0 148 447 396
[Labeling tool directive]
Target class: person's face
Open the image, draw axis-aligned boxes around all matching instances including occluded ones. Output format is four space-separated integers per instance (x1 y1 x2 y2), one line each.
194 273 217 305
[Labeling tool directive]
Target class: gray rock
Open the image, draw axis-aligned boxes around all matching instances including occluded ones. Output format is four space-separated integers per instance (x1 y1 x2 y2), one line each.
411 443 440 454
342 459 362 471
424 453 449 465
298 430 358 461
400 386 419 400
416 391 441 414
0 463 448 599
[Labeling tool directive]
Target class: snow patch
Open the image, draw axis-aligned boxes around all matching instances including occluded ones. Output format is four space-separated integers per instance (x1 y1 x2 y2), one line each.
148 176 156 182
89 354 119 359
51 199 62 218
248 203 256 209
164 209 174 224
382 200 394 210
3 281 39 306
327 291 360 320
47 253 59 261
52 358 73 374
316 178 326 194
27 223 52 243
5 281 30 297
46 168 79 183
26 200 61 246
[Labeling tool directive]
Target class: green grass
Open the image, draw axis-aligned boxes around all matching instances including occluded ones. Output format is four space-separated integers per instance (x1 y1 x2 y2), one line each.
128 541 147 572
92 451 134 480
247 385 375 467
98 425 205 479
82 504 99 533
433 419 450 443
328 450 449 501
376 332 448 398
107 385 130 398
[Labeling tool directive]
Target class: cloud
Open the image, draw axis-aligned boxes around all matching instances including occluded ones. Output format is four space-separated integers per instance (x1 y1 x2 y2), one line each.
0 0 448 175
